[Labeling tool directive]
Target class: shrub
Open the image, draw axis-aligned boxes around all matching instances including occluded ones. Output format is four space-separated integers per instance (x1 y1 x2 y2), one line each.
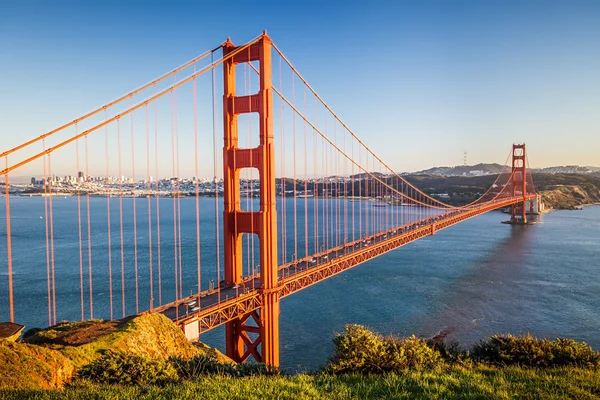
169 350 280 380
427 337 472 366
234 362 280 377
169 352 234 379
383 335 442 370
78 351 178 385
472 334 600 368
326 324 385 373
326 325 443 374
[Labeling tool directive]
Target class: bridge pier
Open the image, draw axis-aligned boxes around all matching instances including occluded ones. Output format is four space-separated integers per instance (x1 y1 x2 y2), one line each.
527 195 543 214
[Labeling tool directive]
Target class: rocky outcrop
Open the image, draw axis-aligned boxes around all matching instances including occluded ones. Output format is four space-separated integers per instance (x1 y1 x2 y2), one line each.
540 185 600 210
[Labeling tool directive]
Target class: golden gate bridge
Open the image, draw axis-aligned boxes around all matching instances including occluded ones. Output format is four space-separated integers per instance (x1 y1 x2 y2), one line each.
0 32 539 366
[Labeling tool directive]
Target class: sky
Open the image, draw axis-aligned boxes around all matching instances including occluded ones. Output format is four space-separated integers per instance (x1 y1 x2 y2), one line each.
1 0 599 179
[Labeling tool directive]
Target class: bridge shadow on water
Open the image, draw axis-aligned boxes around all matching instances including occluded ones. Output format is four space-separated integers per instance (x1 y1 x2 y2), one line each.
412 223 539 346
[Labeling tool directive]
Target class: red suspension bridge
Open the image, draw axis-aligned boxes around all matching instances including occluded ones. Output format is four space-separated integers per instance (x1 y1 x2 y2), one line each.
0 32 539 366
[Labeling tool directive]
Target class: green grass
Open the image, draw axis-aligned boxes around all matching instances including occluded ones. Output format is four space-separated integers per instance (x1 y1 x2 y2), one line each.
3 366 599 399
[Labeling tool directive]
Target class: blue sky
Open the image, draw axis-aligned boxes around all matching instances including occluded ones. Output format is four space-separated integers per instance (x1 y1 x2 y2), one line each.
1 0 599 178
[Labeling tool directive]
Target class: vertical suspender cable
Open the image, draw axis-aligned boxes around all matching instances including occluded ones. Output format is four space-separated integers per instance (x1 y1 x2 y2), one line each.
212 54 221 306
131 99 139 313
343 125 348 248
105 112 113 320
313 99 318 254
43 142 51 325
279 58 286 265
322 121 326 251
193 66 201 305
247 60 255 288
154 85 162 305
171 89 178 302
352 146 363 239
292 71 298 267
76 133 84 320
48 154 56 324
365 152 368 237
175 88 183 300
248 54 255 286
336 122 340 248
118 119 126 317
303 84 308 260
85 136 93 319
244 63 251 282
351 138 354 242
4 158 14 323
324 116 328 250
146 104 154 311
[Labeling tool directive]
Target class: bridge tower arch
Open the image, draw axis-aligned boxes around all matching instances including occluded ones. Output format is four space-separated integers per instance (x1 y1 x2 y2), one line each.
510 143 528 223
222 32 280 366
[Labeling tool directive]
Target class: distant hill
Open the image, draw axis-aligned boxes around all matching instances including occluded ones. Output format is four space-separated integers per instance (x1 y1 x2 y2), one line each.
531 165 600 174
409 164 600 177
411 163 505 177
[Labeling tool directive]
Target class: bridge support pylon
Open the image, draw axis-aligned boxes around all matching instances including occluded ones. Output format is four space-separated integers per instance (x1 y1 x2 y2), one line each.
510 144 528 224
222 32 280 366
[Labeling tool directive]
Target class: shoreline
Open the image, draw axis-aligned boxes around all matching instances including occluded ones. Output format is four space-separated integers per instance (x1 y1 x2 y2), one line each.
541 202 600 213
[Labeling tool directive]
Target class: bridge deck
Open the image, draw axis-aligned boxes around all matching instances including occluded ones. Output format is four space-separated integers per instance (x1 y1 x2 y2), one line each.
150 196 536 335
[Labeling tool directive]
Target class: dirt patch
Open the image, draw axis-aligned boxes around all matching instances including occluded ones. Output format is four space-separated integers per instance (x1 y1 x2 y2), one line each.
50 321 119 346
25 320 119 347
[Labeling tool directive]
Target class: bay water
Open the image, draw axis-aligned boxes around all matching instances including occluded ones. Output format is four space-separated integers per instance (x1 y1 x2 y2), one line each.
0 196 598 370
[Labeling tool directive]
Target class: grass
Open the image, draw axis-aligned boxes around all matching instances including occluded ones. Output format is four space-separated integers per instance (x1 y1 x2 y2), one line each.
2 366 599 399
0 340 74 390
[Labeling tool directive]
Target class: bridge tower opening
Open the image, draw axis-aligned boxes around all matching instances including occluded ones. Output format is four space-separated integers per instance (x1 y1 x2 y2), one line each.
222 32 280 366
510 144 528 224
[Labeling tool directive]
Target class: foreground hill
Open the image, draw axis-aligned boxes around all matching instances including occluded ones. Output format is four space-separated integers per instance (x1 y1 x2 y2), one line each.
0 314 230 390
2 323 599 399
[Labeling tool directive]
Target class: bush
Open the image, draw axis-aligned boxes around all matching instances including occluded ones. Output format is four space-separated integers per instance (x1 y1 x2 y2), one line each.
78 351 178 385
234 361 280 377
472 334 600 368
169 350 280 380
169 352 234 379
326 325 443 374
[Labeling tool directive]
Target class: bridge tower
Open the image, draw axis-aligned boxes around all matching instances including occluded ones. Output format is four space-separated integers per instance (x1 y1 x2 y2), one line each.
222 32 280 366
510 144 528 223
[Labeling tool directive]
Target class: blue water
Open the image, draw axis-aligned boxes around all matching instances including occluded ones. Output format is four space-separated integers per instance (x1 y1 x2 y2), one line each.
0 196 599 371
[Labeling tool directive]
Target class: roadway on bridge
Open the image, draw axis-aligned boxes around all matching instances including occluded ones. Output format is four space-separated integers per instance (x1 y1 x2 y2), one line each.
158 207 462 324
